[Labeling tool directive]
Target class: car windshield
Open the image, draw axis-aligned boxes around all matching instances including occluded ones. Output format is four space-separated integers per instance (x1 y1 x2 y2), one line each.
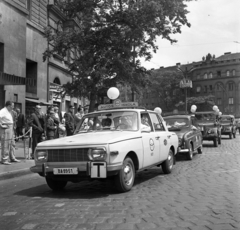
164 118 190 128
75 111 138 133
195 113 216 122
220 116 233 123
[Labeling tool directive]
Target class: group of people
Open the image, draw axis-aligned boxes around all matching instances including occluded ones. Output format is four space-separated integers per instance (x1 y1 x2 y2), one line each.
0 101 87 164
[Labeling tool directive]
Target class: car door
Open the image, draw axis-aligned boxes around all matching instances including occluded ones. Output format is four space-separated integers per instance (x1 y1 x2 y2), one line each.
191 116 202 148
149 112 170 163
140 112 160 168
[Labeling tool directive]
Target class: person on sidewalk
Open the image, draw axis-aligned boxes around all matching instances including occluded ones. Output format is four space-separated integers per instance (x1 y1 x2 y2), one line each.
0 101 21 165
74 106 84 127
28 105 44 158
46 111 57 140
64 105 75 136
16 108 25 141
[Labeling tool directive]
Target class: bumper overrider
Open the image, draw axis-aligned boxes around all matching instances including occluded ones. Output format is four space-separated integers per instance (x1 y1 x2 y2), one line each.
177 135 189 153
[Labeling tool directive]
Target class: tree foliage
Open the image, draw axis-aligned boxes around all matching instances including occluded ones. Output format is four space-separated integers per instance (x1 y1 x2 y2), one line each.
43 0 193 111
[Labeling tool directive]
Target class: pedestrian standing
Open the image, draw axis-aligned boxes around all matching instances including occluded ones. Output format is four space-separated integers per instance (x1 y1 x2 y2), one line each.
53 106 60 138
74 107 84 127
64 105 75 136
0 101 21 165
28 105 44 158
46 111 57 140
16 108 25 141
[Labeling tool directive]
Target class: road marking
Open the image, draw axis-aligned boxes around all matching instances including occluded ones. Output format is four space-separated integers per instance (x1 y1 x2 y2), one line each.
3 212 17 216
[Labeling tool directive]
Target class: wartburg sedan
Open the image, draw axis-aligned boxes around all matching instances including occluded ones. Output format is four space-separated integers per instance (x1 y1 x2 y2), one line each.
163 115 203 160
194 111 221 147
220 115 237 139
30 104 178 193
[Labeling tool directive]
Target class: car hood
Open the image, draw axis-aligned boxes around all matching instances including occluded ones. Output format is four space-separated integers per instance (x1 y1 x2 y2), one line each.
197 121 216 127
37 131 142 148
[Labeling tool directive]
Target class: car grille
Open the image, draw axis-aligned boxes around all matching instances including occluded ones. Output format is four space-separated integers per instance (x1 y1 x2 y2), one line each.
47 148 89 162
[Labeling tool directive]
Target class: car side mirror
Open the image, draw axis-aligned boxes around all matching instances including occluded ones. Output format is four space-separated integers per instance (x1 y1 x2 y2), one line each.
191 125 197 131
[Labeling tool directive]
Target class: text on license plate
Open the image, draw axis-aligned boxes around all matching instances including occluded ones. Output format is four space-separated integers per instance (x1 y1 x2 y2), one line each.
90 162 107 178
53 168 78 175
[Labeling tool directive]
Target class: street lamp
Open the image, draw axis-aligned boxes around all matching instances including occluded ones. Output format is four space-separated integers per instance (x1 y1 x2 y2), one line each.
176 63 195 114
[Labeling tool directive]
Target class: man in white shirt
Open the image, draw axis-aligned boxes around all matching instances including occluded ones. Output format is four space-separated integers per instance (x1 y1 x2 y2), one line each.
0 101 20 165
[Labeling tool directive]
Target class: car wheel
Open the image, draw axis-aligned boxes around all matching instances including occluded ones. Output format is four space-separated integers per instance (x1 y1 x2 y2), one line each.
162 149 174 174
229 133 232 139
114 157 135 193
197 145 203 154
213 138 218 147
46 177 67 191
186 143 194 160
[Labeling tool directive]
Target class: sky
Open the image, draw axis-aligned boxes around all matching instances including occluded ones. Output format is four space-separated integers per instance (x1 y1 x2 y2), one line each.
142 0 240 70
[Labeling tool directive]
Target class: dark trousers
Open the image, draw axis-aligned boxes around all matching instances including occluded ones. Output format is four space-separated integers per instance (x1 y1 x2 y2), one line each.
32 132 42 157
47 136 55 140
16 127 24 140
66 129 74 136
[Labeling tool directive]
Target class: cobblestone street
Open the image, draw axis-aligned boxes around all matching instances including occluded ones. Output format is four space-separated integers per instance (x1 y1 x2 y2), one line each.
0 136 240 230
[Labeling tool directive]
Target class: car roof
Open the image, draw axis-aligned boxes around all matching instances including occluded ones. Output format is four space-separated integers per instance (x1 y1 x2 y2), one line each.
221 114 235 118
194 111 215 114
163 115 191 119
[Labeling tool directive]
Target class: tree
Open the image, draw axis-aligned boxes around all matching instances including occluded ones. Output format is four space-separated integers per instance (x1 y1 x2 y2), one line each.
146 68 185 111
44 0 193 112
187 95 215 111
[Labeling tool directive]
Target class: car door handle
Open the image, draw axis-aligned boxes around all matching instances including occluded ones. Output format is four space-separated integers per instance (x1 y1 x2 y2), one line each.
155 136 160 140
167 135 171 138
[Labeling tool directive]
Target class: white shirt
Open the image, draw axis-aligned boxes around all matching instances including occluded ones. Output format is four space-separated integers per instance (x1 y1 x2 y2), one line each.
0 107 13 125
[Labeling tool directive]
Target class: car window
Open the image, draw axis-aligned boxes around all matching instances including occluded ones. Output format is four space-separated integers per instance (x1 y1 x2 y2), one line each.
149 113 165 131
140 112 153 132
164 117 190 128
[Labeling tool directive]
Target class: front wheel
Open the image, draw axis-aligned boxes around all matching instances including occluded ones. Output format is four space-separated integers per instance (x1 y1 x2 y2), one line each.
197 145 203 154
218 135 221 144
46 177 67 191
114 157 135 193
186 143 194 160
229 133 232 139
162 149 174 174
213 138 218 147
233 131 236 138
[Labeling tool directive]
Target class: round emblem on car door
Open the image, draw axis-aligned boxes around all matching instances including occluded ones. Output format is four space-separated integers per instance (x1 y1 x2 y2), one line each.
164 139 167 145
149 138 155 151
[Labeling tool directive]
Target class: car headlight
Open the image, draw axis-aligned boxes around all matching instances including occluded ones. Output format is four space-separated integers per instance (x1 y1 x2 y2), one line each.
88 148 107 161
35 150 48 161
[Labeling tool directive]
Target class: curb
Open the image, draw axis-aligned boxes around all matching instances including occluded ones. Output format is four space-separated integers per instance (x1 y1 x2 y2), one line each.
0 168 33 181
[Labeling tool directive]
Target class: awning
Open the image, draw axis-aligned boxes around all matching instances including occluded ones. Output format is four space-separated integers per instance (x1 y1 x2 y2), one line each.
25 98 52 106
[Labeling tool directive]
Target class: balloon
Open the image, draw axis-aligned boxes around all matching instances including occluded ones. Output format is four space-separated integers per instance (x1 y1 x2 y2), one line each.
219 112 222 116
190 105 197 113
107 87 120 100
213 105 218 111
154 107 162 115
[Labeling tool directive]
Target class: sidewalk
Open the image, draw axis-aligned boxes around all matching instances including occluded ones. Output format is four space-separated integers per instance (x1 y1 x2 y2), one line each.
0 140 35 181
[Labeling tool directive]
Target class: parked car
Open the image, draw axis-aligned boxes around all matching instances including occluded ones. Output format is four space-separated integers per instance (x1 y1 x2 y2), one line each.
194 111 221 147
220 114 237 139
163 115 203 160
30 103 178 193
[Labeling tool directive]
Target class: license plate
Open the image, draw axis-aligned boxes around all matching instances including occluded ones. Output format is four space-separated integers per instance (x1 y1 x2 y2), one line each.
53 168 78 175
90 162 107 178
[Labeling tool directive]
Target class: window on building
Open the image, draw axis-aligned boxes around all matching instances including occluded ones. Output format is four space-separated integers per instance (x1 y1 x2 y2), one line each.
209 72 213 79
217 98 222 105
26 59 37 94
13 94 18 103
228 97 234 105
203 73 207 79
217 71 221 77
232 69 236 76
228 83 234 91
226 70 230 76
196 86 201 93
209 85 213 91
204 86 207 93
0 42 4 72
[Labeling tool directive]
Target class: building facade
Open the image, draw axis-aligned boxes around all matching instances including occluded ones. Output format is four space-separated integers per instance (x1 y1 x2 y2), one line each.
0 0 82 116
141 52 240 117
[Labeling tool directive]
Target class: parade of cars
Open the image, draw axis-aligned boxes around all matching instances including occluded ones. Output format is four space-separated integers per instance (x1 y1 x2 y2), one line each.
163 114 203 160
30 100 179 193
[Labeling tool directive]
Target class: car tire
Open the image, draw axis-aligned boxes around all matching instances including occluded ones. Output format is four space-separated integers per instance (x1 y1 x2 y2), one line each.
229 133 232 139
197 145 203 154
162 149 174 174
186 143 194 160
213 138 218 147
114 157 135 193
233 132 236 138
46 177 67 191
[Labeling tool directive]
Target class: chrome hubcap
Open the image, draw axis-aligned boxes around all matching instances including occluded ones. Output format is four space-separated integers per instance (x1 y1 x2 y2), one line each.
168 152 173 169
123 164 133 186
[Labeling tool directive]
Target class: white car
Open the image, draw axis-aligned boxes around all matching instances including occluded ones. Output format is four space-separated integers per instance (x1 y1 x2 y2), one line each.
30 104 178 192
